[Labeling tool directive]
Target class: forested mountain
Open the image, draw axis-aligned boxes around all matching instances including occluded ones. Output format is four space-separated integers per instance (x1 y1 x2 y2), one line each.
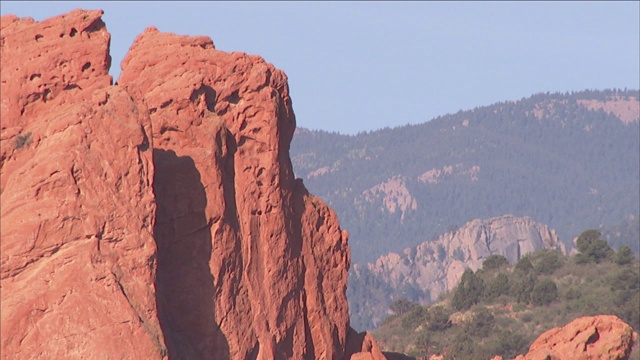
290 89 640 265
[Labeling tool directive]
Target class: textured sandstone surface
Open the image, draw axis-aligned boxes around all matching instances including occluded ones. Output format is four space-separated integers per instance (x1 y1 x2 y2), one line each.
1 10 385 360
1 10 163 359
512 315 637 360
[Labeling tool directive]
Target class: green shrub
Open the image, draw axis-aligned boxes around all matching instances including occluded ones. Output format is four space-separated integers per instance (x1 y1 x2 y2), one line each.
515 256 534 273
401 305 428 331
534 250 564 275
484 273 510 300
488 330 529 359
576 229 614 263
520 312 533 323
445 333 476 360
452 269 485 311
426 306 451 331
510 273 536 304
531 278 558 306
616 245 635 265
415 329 431 354
14 131 32 150
564 286 582 301
483 254 510 270
389 297 419 315
468 306 495 338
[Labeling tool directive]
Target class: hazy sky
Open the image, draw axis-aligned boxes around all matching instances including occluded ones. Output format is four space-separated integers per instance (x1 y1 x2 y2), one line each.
3 1 639 134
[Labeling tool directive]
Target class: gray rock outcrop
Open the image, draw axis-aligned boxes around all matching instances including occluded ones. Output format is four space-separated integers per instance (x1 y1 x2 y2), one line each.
349 215 566 330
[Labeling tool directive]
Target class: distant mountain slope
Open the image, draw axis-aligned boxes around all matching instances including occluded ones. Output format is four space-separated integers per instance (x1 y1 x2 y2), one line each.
290 89 640 264
347 215 566 330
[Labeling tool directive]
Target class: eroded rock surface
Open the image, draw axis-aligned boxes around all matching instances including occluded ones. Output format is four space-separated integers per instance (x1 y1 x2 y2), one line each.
513 315 637 360
1 10 163 359
1 9 385 360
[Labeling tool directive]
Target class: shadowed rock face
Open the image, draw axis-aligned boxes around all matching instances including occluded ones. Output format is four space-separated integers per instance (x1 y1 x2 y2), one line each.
1 10 385 360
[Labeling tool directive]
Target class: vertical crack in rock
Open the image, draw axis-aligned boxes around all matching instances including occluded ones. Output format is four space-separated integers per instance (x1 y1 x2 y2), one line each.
112 271 168 357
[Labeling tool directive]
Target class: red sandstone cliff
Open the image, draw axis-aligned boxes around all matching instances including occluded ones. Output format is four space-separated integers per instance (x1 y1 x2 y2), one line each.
1 9 384 360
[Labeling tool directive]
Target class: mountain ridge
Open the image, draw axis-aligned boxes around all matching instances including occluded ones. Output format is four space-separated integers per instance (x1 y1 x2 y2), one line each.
291 89 640 264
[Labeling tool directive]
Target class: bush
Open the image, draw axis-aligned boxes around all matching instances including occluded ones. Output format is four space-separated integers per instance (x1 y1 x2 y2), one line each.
531 278 558 306
564 286 582 301
415 329 432 355
488 330 530 359
576 229 613 263
389 297 419 315
452 269 485 311
520 312 533 323
468 306 495 338
510 273 536 304
616 245 635 265
484 273 509 300
609 268 639 292
401 305 428 331
534 250 564 275
14 131 32 150
574 252 591 264
483 254 510 270
445 333 480 360
515 256 534 273
427 306 451 331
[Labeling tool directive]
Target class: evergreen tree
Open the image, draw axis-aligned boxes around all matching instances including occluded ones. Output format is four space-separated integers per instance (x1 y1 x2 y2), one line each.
531 278 558 306
576 230 613 263
483 254 510 271
452 269 485 311
515 256 534 273
484 273 509 300
616 245 635 265
510 273 536 304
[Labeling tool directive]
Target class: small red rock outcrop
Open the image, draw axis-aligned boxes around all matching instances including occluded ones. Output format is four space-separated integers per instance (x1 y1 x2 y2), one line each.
1 9 386 360
345 329 387 360
512 315 637 360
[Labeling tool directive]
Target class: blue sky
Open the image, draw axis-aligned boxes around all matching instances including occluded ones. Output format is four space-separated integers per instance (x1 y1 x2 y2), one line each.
2 1 639 134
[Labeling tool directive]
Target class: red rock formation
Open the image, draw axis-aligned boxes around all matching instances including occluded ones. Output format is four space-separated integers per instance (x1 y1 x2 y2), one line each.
512 315 637 360
1 9 386 360
345 329 388 360
1 10 164 359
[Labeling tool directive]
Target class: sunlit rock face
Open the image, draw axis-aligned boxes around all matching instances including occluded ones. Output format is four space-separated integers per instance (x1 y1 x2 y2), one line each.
1 9 387 360
512 315 636 360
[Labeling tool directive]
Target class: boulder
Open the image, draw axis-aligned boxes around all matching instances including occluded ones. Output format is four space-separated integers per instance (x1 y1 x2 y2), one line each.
514 315 637 360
